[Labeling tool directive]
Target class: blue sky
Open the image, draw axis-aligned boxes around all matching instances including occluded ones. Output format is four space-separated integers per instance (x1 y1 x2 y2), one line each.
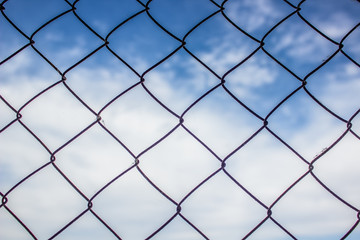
1 0 360 239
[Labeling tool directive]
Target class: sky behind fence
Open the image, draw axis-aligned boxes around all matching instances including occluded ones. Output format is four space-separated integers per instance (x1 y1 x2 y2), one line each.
1 0 360 239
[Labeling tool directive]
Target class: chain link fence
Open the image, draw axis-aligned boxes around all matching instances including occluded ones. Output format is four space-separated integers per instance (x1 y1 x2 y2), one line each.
1 0 360 239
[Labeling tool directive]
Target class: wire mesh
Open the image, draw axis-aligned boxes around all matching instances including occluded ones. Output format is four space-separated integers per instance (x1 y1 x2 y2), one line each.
0 0 360 239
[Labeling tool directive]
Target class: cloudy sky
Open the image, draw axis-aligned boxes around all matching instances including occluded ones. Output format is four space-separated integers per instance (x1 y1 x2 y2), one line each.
1 0 360 239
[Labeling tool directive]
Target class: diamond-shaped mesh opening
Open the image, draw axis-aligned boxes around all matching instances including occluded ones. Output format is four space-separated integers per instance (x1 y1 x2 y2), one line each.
267 90 348 160
4 166 86 239
183 87 262 158
306 54 360 119
272 176 357 240
19 84 95 151
53 212 120 240
182 173 266 239
92 169 175 239
100 86 178 155
139 127 219 202
64 48 139 111
32 13 104 72
0 48 59 108
0 207 34 240
0 123 49 192
148 0 220 39
1 0 70 36
0 13 28 61
74 0 144 37
225 130 307 206
223 0 295 40
107 13 180 74
144 49 220 114
298 0 360 42
185 13 259 76
264 16 339 78
225 50 300 117
312 133 360 208
54 125 134 197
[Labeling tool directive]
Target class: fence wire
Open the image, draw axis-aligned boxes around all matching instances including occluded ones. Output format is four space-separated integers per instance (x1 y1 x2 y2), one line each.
0 0 359 239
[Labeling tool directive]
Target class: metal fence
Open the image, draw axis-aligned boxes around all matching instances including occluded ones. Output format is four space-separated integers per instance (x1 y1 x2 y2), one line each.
1 0 359 239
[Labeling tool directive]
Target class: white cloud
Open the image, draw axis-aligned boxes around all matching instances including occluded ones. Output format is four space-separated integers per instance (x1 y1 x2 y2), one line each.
65 65 138 111
1 7 360 239
199 41 250 75
226 0 282 32
0 49 60 109
195 38 278 91
306 60 360 119
2 60 359 238
226 56 277 89
300 0 360 42
269 22 336 63
315 12 355 39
